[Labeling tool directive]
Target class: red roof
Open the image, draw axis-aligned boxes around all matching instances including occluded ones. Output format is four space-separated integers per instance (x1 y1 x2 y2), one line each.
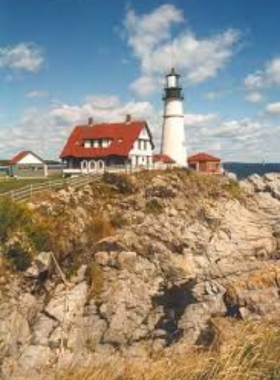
153 154 175 164
60 121 153 159
10 151 45 164
188 152 221 163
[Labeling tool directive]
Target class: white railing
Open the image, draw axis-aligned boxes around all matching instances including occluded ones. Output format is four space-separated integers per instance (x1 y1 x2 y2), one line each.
0 174 103 202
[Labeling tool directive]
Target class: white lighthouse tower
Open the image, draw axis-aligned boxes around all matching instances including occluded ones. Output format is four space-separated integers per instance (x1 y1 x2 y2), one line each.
161 68 187 166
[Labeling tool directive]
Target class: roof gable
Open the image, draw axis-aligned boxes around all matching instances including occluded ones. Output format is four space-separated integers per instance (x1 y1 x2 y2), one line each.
60 120 154 159
153 154 175 164
10 151 45 165
188 152 221 163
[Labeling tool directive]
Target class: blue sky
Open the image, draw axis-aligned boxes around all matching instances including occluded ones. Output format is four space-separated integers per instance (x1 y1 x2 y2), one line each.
1 0 280 161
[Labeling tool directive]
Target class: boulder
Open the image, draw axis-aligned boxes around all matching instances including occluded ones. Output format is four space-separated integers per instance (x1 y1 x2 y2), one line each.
25 252 52 279
45 282 88 323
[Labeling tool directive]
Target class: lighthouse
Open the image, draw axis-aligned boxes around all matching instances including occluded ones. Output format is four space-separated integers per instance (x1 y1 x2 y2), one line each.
161 68 187 166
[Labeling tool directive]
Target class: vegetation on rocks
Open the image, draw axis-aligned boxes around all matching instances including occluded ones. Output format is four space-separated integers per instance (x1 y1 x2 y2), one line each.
57 322 280 380
1 170 280 380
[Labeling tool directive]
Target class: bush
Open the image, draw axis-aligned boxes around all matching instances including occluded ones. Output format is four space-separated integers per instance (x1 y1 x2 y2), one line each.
85 216 114 245
103 173 135 195
110 211 127 229
4 244 32 271
146 198 164 215
0 198 32 243
223 180 244 200
88 261 104 299
24 222 52 252
52 322 280 380
0 198 53 271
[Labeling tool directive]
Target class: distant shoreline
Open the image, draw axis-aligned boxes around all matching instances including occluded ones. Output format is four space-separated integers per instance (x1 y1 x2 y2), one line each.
224 162 280 180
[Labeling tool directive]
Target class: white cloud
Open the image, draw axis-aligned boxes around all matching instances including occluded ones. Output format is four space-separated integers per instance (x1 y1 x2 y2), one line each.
2 98 280 162
185 111 280 162
129 76 161 98
244 57 280 91
205 91 222 101
245 92 264 103
266 58 280 86
26 90 49 99
0 43 44 73
85 95 121 109
125 5 241 97
184 113 219 126
266 102 280 115
0 95 158 158
244 73 264 90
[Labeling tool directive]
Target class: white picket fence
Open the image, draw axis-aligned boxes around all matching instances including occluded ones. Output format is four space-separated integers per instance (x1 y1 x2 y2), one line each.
0 174 102 202
0 164 169 203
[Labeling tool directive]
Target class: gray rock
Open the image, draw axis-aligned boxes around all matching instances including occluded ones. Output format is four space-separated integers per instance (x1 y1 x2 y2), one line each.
25 252 52 279
45 282 88 323
32 313 58 345
18 345 55 372
67 316 107 352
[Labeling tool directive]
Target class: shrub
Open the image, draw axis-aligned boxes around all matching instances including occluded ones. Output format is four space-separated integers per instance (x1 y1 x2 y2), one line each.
223 180 244 201
103 173 135 195
4 244 32 271
0 198 32 243
24 222 52 252
110 211 127 229
146 198 164 215
88 261 104 299
0 198 53 271
52 322 280 380
85 216 115 245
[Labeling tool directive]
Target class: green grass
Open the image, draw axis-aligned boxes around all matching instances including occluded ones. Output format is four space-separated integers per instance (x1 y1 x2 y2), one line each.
0 176 62 194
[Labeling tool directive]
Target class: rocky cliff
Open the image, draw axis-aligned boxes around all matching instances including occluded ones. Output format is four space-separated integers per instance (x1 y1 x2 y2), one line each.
1 170 280 379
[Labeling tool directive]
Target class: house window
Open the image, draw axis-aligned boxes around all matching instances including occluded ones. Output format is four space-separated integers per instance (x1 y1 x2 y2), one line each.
93 140 99 148
97 160 105 171
89 161 96 171
84 140 91 148
138 140 141 150
81 160 88 171
144 140 147 150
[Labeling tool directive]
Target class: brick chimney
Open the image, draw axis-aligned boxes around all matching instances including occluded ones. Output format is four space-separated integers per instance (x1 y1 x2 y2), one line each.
125 114 132 124
88 117 94 126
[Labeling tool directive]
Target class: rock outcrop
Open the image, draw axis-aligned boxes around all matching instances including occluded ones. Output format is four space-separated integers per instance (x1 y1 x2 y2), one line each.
1 170 280 378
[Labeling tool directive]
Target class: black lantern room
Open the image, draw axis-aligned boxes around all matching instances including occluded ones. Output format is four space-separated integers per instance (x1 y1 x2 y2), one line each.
163 68 184 101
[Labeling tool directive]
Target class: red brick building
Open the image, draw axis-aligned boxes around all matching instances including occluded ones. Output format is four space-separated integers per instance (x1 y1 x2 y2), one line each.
187 152 222 174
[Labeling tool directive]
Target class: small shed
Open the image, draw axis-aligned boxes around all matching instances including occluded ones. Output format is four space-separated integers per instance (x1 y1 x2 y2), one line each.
10 151 48 177
188 153 222 174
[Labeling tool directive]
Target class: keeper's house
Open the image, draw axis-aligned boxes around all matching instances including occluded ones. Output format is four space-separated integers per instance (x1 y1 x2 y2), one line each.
60 116 155 176
9 151 48 177
188 152 222 174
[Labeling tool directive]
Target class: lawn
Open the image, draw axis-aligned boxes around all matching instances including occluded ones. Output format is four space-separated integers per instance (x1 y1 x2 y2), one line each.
0 176 62 194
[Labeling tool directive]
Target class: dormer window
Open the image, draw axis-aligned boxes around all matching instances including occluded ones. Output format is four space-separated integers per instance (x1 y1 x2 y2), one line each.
84 139 113 149
84 140 91 148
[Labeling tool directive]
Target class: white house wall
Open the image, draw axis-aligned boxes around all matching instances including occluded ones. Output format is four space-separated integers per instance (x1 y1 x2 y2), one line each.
129 127 154 167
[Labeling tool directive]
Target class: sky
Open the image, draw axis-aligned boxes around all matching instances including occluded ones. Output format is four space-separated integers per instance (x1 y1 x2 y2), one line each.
1 0 280 162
